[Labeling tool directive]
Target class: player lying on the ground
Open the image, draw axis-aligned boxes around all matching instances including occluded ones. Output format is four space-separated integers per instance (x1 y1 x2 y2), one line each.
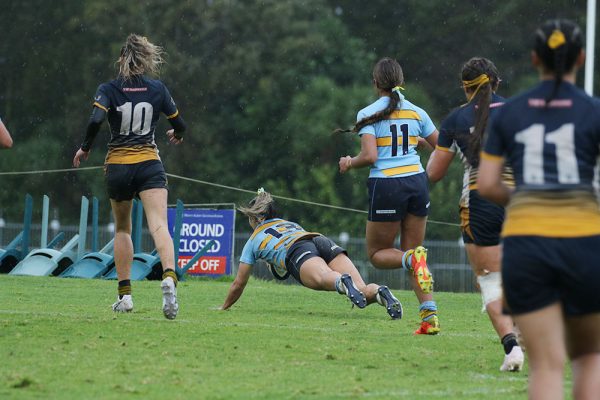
220 189 403 319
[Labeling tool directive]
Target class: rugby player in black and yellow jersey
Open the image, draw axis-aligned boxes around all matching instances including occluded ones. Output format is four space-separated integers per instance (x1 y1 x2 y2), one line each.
478 20 600 400
73 34 186 320
427 57 523 372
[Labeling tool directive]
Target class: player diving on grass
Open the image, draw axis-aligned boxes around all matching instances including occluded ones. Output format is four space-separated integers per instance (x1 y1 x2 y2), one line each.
220 189 403 319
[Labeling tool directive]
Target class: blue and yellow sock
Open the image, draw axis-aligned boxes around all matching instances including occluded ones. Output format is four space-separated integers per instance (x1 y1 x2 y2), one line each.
419 300 437 321
402 250 414 270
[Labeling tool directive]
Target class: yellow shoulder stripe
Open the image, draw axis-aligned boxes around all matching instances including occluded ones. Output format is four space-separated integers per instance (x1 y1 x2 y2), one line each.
435 145 454 153
250 220 280 240
166 110 179 119
387 110 421 120
93 102 108 112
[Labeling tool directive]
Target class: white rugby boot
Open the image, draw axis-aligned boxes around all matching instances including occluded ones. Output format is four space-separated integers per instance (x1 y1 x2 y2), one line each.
112 295 133 313
161 277 179 320
500 346 524 372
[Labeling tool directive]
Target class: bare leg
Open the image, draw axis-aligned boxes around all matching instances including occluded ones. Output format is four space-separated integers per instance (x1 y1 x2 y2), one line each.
328 253 379 303
139 188 175 271
571 354 600 400
110 199 133 282
140 188 179 319
566 313 600 400
366 220 404 268
465 243 515 339
514 303 566 400
400 214 432 303
298 257 342 291
365 214 432 323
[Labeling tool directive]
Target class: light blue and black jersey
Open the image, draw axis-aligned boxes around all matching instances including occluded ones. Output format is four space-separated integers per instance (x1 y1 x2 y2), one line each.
358 93 437 178
239 219 319 270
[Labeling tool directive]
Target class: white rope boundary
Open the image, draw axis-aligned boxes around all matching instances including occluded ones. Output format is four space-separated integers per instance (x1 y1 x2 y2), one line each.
0 166 104 175
0 166 461 227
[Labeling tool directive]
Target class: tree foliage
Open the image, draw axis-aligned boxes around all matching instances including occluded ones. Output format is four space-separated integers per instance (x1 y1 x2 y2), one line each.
0 0 595 240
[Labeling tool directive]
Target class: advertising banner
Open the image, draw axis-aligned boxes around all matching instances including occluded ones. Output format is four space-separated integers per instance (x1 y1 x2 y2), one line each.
167 208 235 276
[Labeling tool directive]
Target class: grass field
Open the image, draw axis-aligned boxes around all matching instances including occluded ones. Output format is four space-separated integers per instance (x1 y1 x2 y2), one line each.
0 275 548 399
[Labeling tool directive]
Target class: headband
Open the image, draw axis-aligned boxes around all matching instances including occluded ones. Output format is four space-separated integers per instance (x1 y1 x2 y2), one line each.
462 74 490 102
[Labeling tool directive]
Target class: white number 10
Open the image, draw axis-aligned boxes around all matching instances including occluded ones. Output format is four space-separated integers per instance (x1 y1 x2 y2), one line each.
514 123 579 184
117 102 153 136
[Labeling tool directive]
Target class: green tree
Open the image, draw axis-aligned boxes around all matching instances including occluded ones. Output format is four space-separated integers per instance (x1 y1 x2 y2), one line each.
1 0 597 243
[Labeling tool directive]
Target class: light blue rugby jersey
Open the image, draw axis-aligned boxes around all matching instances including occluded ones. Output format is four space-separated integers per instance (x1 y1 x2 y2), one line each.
358 93 436 178
239 218 319 270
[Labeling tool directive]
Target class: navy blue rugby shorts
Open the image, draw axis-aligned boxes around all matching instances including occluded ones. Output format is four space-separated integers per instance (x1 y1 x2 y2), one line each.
367 173 429 222
502 235 600 316
460 190 505 246
105 159 168 201
285 236 346 285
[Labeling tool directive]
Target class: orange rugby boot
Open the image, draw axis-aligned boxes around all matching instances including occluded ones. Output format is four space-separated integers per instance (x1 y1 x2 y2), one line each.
408 246 434 293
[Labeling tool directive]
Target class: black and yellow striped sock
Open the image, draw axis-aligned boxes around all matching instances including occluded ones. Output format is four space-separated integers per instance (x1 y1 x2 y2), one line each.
162 268 178 287
118 279 131 299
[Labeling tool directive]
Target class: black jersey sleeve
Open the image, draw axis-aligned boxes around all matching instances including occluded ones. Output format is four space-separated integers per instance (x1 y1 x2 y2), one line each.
92 84 111 112
81 106 106 151
81 85 110 151
437 112 457 151
168 114 187 138
161 83 186 137
161 83 179 119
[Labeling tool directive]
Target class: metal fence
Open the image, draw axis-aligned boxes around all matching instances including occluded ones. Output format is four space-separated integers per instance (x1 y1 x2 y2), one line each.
0 222 477 293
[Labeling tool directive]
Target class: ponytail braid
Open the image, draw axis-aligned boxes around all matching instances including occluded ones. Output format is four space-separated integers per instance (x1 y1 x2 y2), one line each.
533 19 583 105
238 189 278 222
461 57 500 165
335 58 404 134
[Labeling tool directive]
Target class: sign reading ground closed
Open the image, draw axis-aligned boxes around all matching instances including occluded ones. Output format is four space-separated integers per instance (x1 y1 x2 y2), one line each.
167 208 235 276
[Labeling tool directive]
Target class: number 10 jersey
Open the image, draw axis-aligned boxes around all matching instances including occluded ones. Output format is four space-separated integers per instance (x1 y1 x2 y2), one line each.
92 76 180 164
